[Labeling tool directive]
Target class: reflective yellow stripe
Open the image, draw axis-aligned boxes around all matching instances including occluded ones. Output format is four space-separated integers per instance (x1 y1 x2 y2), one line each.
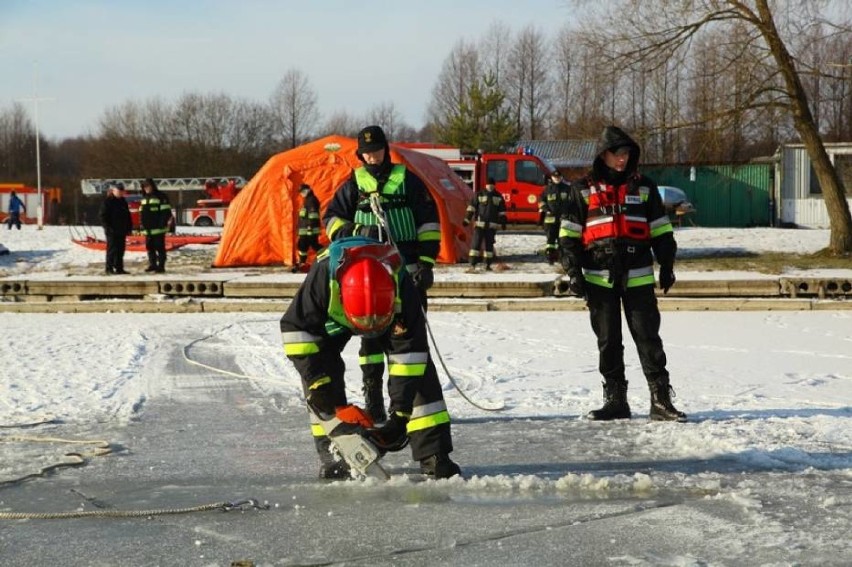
310 423 325 437
417 229 441 242
359 353 384 365
308 376 332 390
650 223 673 238
326 217 348 239
284 342 319 356
407 410 451 433
388 363 427 377
585 273 613 288
627 274 656 287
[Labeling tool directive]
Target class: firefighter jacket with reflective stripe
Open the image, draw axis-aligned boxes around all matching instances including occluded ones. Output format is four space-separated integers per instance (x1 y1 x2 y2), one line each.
139 190 173 236
559 174 676 289
279 237 453 460
538 180 570 225
464 188 507 229
297 190 322 236
323 164 441 268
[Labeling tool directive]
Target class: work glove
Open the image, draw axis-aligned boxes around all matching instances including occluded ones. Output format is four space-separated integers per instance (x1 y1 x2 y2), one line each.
659 266 676 294
369 412 409 453
538 212 546 227
410 262 434 291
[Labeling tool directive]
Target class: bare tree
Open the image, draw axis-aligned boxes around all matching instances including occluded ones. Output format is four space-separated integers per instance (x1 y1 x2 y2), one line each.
427 40 482 139
270 68 319 149
318 110 362 138
0 103 36 180
505 25 552 138
365 101 410 141
569 0 852 255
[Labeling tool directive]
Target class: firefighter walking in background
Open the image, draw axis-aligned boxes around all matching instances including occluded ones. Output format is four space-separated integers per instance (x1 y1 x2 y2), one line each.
323 125 441 424
538 170 569 265
463 178 507 271
280 236 461 480
293 183 322 273
559 125 686 423
139 178 173 273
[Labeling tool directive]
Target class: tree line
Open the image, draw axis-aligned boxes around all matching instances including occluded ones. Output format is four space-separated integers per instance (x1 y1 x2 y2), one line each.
1 1 849 252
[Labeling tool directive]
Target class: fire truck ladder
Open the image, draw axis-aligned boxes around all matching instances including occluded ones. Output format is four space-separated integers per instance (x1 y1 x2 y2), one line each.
80 177 246 195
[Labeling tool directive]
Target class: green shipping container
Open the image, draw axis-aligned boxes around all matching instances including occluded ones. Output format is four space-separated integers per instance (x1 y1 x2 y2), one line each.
640 164 772 228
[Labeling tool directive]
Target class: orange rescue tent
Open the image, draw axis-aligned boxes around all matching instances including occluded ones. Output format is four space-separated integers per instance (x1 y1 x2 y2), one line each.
213 135 473 268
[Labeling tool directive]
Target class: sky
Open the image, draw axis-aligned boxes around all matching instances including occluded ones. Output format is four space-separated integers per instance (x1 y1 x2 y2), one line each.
1 0 574 141
0 226 851 564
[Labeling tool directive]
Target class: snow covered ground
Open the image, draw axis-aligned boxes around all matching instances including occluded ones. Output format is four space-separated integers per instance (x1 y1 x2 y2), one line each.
1 225 851 565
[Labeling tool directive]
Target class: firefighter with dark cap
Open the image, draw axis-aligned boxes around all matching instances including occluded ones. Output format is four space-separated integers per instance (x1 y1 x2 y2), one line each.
280 236 461 480
293 183 322 272
538 169 569 265
463 177 507 271
558 125 686 423
139 177 173 273
323 125 441 424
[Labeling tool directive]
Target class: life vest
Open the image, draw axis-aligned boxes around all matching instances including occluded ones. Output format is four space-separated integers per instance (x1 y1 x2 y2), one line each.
581 179 651 247
352 165 417 242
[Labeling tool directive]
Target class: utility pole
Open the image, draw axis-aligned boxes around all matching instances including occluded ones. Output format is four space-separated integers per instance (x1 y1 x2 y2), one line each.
17 62 53 230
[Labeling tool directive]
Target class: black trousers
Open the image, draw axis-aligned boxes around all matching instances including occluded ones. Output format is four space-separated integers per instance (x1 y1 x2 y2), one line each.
586 283 668 385
146 234 167 270
469 227 496 265
296 234 321 263
105 231 126 272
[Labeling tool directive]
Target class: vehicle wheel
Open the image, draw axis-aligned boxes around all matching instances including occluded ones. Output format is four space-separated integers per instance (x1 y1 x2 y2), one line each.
194 217 214 227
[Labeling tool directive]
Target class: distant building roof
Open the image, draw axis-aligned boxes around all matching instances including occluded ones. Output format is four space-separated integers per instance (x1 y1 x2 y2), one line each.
510 139 598 168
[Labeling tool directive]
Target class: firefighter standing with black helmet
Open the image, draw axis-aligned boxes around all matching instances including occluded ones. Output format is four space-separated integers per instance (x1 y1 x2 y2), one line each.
323 125 441 424
139 178 173 273
279 236 460 480
538 170 569 265
463 177 507 271
558 125 686 423
294 183 322 272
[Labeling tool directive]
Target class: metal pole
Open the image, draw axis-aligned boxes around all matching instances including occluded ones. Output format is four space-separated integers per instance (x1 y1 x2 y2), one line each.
18 62 53 230
35 89 43 230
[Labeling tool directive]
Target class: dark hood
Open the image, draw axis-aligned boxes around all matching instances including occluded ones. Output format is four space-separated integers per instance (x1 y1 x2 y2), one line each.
592 125 641 184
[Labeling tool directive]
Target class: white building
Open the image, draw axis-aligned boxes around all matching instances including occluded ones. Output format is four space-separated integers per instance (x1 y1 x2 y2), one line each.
776 142 852 228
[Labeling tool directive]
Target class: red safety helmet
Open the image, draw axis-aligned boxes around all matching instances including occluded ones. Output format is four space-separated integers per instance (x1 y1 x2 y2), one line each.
338 254 397 334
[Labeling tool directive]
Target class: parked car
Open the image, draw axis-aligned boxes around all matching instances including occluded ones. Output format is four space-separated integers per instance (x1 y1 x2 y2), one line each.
657 185 696 223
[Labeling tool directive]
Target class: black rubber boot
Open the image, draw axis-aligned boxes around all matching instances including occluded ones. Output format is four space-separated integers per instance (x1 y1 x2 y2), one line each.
649 381 687 422
362 376 387 424
420 454 461 479
587 380 631 420
315 437 352 480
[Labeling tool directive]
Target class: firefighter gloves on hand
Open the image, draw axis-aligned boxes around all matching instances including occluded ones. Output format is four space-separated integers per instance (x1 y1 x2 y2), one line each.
370 412 410 453
659 267 676 294
410 263 434 291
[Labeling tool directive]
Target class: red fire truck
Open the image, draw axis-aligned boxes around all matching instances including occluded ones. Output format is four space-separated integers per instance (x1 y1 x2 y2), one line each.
401 144 554 224
80 176 245 227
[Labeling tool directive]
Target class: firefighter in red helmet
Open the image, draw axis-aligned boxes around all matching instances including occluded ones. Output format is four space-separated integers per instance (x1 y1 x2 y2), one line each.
280 236 461 480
